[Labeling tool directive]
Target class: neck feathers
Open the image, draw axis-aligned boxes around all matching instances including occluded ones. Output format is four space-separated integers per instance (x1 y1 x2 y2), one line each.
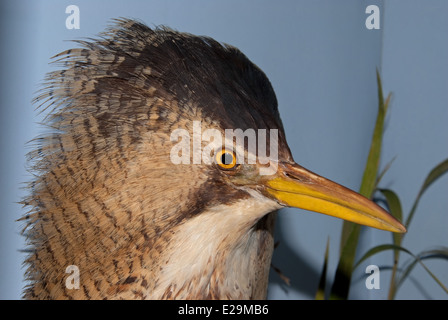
145 198 279 299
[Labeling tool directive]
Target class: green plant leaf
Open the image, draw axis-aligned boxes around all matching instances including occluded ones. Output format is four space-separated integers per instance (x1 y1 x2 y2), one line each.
330 226 360 300
353 244 448 297
392 247 448 298
339 70 390 251
315 238 330 300
377 188 404 299
378 159 448 298
354 244 410 269
378 189 403 249
332 70 389 300
405 158 448 229
358 71 389 199
375 156 396 188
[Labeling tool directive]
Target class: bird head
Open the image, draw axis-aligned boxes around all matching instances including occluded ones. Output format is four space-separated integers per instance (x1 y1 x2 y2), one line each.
23 18 404 300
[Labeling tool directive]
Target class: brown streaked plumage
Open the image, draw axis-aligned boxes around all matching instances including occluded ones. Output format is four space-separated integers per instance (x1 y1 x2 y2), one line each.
21 18 405 300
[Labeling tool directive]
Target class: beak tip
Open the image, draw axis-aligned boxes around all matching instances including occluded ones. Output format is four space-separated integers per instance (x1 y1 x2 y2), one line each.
396 224 407 234
267 162 409 235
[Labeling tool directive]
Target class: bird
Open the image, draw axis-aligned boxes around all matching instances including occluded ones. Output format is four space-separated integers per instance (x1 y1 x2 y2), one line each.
21 18 405 300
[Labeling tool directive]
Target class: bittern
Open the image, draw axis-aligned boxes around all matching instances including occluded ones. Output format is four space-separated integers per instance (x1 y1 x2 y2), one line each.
21 18 405 300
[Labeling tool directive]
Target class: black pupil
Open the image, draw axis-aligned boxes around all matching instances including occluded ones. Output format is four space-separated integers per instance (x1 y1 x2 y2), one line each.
221 153 233 165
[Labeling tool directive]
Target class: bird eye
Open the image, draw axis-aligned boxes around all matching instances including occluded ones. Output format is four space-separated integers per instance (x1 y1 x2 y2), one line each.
215 149 238 170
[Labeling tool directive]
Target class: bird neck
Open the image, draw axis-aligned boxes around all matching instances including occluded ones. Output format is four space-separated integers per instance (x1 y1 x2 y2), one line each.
143 198 279 299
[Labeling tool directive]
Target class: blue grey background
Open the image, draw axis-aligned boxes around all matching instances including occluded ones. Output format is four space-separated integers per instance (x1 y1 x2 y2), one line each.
1 0 447 299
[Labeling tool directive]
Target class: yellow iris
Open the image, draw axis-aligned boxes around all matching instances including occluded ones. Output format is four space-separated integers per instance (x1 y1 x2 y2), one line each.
215 149 237 170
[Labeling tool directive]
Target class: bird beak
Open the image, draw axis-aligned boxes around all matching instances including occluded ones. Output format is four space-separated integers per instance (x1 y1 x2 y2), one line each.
264 162 406 233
